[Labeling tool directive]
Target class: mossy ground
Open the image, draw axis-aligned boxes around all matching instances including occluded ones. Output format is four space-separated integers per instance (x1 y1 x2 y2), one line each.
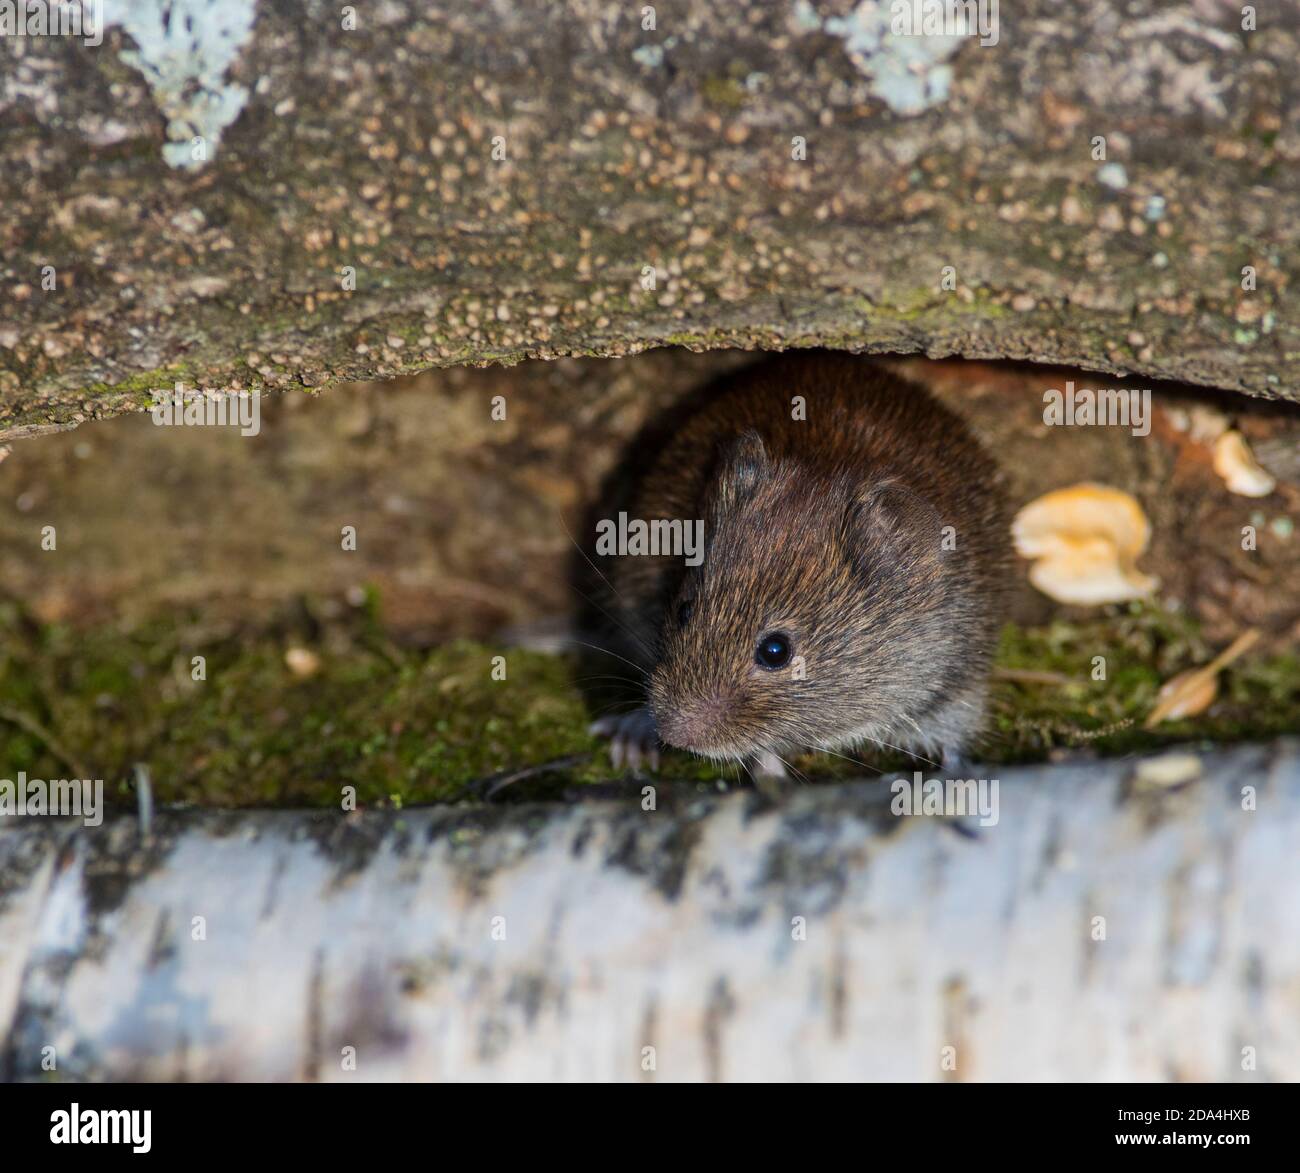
988 610 1300 760
0 595 1295 812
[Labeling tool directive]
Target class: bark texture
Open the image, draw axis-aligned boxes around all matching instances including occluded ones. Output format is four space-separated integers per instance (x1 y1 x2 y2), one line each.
2 740 1297 1081
1 1 1297 441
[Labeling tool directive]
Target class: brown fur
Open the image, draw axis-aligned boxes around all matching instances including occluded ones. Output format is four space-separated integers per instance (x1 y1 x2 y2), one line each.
597 352 1012 767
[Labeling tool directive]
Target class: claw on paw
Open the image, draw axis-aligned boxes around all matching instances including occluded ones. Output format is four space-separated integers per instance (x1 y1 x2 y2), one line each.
589 709 661 772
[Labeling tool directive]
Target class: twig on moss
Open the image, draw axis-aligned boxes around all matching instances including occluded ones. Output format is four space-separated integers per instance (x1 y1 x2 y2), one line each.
474 753 594 800
0 704 89 779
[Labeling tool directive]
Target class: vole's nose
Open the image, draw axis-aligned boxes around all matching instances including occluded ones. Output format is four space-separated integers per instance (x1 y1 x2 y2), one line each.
657 693 729 751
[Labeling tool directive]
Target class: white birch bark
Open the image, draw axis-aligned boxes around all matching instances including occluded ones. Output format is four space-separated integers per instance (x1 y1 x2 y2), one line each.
1 741 1297 1081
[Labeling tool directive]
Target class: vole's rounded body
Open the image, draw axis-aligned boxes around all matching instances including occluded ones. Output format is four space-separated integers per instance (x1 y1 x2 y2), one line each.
593 352 1011 777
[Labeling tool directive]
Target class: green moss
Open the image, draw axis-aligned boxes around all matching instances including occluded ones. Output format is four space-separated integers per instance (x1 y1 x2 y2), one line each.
866 286 1011 322
0 597 1294 811
0 597 718 811
985 604 1300 761
700 75 747 110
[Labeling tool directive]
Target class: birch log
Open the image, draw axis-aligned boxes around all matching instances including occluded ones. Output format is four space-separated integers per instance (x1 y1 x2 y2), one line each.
1 740 1298 1082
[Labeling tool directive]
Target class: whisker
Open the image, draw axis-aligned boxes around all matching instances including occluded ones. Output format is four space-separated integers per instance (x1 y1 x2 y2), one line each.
769 750 809 786
811 743 886 776
897 711 926 739
856 732 939 769
565 580 654 658
589 699 646 719
557 509 631 608
566 640 649 679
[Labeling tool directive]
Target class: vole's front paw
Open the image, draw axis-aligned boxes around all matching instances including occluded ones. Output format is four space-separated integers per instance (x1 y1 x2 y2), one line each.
589 708 660 772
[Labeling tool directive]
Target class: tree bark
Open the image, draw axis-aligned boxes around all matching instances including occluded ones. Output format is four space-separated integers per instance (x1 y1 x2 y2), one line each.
2 740 1297 1081
1 1 1297 440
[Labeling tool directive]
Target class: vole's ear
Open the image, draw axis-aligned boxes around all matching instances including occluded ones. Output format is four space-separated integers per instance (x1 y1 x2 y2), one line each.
710 429 769 509
848 476 949 582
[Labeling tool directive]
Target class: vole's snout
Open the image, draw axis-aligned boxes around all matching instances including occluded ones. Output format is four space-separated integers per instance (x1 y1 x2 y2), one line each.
655 691 732 754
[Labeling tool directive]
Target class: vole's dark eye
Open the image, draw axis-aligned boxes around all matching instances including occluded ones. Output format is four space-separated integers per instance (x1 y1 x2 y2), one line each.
677 599 693 627
755 631 792 670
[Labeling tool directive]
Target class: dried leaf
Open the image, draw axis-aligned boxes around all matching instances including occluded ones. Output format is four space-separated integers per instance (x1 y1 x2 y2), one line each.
1143 629 1261 729
1148 668 1218 722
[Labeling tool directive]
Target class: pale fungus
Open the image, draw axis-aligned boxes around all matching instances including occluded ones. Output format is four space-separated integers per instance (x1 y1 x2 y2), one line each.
1212 430 1277 498
1012 483 1158 605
